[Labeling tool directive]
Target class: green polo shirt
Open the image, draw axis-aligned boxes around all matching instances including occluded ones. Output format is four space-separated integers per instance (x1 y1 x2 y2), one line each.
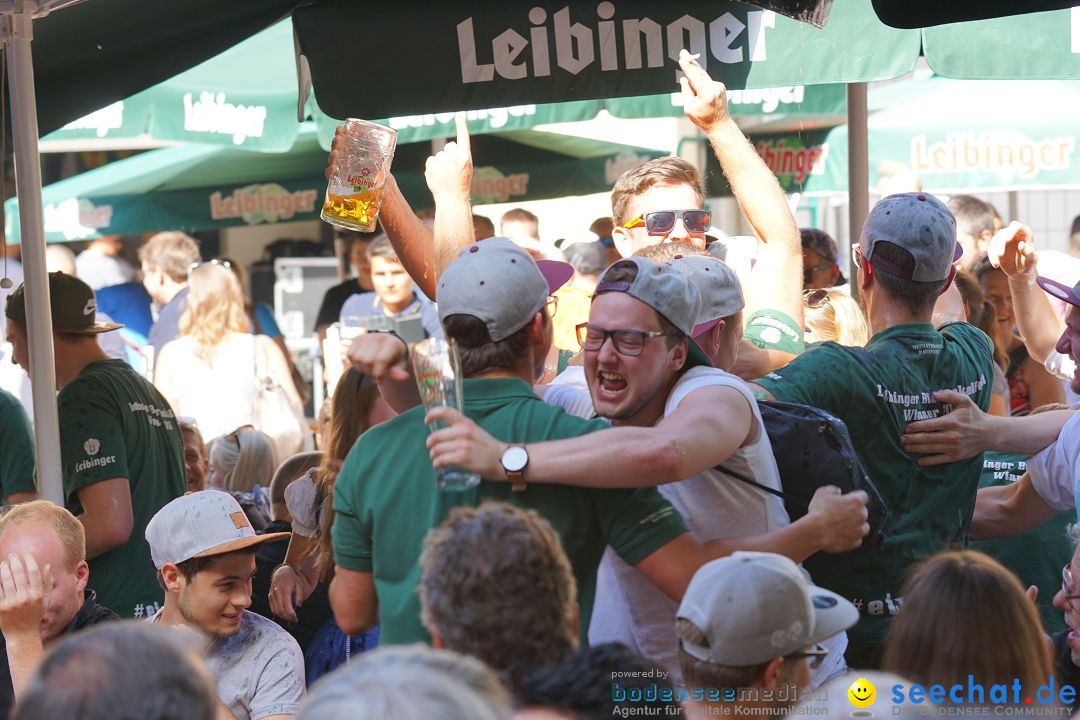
332 377 688 647
755 322 994 649
58 360 186 618
0 389 35 500
969 452 1072 634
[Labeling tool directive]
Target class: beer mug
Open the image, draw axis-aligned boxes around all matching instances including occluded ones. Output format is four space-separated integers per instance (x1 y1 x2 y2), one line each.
321 119 397 233
411 337 482 493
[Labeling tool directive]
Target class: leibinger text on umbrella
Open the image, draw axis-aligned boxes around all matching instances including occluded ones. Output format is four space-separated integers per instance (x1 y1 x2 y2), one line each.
183 91 268 146
910 132 1076 182
457 3 777 84
210 184 319 225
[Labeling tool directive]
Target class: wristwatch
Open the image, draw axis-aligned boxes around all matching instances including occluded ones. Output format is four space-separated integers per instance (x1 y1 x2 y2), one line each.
500 445 529 492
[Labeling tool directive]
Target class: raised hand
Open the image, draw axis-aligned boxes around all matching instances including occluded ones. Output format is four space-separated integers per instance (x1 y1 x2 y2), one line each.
678 49 731 135
987 221 1038 278
424 114 473 200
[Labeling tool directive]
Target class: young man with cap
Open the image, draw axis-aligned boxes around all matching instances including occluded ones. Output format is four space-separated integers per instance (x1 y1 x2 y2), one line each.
751 192 995 667
146 490 304 720
330 238 746 650
801 228 846 290
424 252 868 687
675 551 858 717
4 272 186 619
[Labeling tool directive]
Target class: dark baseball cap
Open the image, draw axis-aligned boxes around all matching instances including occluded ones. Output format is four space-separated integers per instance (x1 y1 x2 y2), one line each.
4 272 122 334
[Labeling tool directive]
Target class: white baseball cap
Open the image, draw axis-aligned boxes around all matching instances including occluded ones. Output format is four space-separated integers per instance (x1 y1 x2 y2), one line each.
676 551 858 666
145 491 289 569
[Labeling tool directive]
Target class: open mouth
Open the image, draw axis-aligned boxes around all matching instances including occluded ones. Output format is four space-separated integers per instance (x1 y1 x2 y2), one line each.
597 370 628 397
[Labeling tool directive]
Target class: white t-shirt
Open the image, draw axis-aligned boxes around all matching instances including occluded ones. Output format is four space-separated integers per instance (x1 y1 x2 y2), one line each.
151 609 305 720
544 366 846 689
1028 408 1080 513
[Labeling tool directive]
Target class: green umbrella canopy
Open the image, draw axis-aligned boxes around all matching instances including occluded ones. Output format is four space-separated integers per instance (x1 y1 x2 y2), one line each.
44 16 847 151
707 74 1080 196
5 125 663 243
43 19 303 152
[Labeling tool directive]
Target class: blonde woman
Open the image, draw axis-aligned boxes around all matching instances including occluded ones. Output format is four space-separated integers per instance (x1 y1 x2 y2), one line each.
803 288 870 347
153 261 302 444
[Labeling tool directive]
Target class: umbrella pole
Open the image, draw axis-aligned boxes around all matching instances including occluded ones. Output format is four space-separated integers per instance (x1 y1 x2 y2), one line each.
3 6 63 505
846 82 869 297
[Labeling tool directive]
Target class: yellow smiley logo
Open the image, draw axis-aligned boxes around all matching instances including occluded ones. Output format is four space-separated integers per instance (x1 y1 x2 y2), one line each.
848 678 876 709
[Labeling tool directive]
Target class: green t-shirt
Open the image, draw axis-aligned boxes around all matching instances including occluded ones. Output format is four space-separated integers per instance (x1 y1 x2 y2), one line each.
755 322 994 648
58 360 186 618
331 377 688 647
969 452 1072 634
743 308 805 356
0 389 35 500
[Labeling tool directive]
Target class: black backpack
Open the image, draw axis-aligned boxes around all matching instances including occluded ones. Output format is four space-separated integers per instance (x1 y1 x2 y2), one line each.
714 399 890 560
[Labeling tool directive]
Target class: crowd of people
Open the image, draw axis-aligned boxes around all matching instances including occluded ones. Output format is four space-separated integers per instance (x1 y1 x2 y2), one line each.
1 49 1080 719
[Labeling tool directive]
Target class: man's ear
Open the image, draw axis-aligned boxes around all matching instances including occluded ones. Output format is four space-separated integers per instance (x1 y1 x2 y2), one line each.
939 265 958 296
611 226 633 260
708 319 727 355
859 256 874 292
74 560 90 594
160 563 184 593
670 338 689 372
760 656 786 689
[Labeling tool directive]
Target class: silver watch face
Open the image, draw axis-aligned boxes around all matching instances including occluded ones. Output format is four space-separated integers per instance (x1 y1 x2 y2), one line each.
501 445 528 473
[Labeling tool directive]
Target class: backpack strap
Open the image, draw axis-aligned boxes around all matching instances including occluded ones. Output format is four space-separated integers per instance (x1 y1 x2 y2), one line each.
711 463 810 510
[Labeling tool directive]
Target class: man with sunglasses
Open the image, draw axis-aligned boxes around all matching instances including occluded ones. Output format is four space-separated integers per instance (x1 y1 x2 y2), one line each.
801 228 847 290
676 552 858 718
604 51 806 378
750 192 995 669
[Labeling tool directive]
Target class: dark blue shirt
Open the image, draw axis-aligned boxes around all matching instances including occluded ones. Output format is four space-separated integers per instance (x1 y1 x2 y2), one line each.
148 286 188 351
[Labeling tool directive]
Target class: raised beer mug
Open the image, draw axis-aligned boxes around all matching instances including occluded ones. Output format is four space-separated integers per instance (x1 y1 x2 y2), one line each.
321 118 397 233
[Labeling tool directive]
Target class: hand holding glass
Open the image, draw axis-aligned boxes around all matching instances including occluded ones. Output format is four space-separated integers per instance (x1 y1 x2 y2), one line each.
412 338 482 492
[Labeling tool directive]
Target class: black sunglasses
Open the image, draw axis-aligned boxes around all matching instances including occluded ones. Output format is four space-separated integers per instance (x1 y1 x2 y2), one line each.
622 209 711 235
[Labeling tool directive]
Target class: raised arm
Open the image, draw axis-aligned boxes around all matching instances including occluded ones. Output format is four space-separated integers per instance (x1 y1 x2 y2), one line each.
425 115 476 277
988 222 1064 364
679 50 802 329
345 332 420 413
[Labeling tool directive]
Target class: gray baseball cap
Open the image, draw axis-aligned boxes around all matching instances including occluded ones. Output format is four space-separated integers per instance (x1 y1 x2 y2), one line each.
667 254 744 338
594 256 710 369
145 491 289 569
859 192 963 282
436 237 573 342
676 551 858 666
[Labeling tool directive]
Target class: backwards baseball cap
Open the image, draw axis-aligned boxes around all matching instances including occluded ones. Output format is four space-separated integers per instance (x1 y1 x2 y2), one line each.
859 192 963 282
801 228 847 286
594 256 711 369
4 272 122 334
1038 276 1080 309
667 254 745 338
436 237 573 341
676 551 858 666
145 491 289 569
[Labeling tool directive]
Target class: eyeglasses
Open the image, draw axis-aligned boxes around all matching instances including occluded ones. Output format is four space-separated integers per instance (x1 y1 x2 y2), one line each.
784 643 829 670
545 295 558 318
1061 566 1080 612
803 261 835 285
576 322 674 356
850 245 864 269
225 424 255 447
622 210 712 235
188 258 232 274
803 288 831 309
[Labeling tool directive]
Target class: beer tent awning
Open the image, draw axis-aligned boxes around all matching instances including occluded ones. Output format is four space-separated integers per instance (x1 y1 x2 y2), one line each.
706 74 1080 196
5 124 664 243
